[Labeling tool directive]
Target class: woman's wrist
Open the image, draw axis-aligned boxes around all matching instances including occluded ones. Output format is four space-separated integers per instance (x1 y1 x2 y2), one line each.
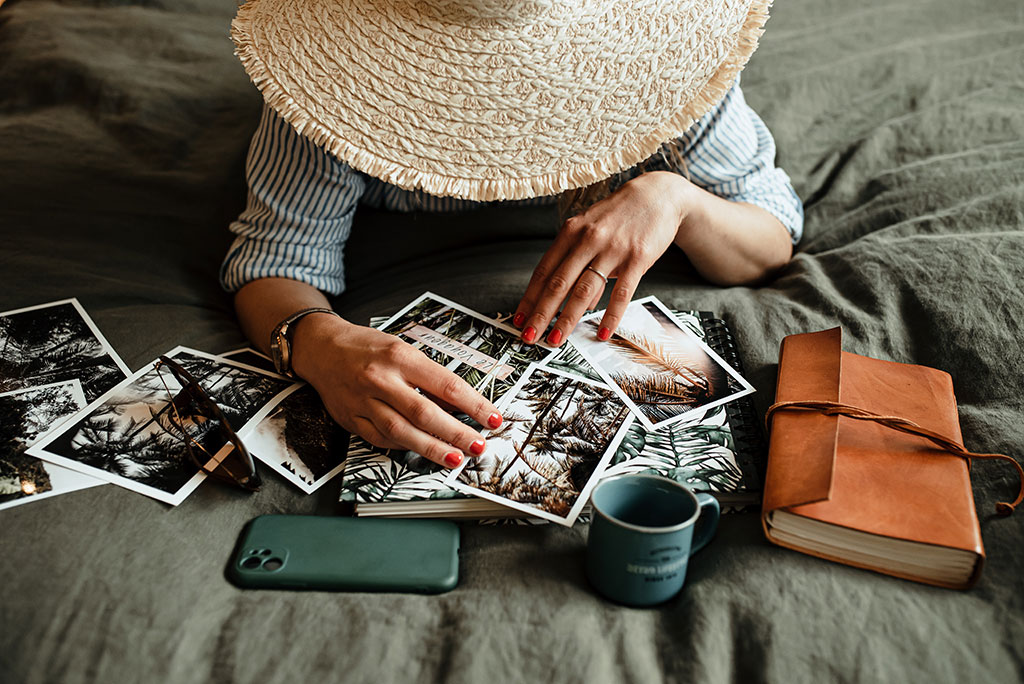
676 182 719 254
290 312 354 381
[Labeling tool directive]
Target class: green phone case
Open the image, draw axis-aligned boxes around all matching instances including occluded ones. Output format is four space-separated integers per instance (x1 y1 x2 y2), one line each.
226 515 460 593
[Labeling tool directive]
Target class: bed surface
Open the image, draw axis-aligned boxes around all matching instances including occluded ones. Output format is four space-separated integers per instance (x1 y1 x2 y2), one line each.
2 0 1023 682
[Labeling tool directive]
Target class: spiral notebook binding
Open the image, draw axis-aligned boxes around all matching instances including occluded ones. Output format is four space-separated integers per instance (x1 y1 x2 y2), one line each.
697 312 769 495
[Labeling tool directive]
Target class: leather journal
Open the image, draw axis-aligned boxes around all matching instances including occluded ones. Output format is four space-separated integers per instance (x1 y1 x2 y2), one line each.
762 328 1022 590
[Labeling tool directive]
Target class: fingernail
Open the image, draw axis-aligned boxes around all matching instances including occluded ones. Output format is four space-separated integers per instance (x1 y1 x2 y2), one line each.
470 440 485 456
598 326 611 341
513 312 525 328
523 326 536 343
445 452 463 468
488 413 503 429
547 329 562 346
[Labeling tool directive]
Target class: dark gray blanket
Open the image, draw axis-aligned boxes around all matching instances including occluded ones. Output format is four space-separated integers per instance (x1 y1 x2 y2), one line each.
2 0 1023 682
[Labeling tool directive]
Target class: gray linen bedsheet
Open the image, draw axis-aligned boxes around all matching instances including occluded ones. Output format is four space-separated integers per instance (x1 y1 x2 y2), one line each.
1 0 1022 682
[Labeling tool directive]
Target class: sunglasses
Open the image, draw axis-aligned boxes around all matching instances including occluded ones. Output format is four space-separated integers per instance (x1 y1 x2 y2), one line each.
154 355 261 492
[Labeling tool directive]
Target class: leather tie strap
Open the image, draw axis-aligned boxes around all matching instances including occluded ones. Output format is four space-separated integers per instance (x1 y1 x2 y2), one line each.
765 400 1024 516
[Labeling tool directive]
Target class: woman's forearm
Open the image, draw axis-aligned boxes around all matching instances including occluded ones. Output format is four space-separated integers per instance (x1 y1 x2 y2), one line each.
671 175 794 285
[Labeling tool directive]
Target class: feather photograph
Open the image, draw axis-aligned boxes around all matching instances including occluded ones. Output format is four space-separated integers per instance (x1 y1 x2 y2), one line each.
569 296 754 431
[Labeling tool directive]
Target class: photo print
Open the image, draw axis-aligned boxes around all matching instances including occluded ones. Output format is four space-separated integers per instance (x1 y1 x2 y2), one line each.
0 381 105 511
568 296 755 431
601 404 745 495
447 365 634 526
220 348 352 494
377 292 557 404
340 438 462 505
0 299 131 401
538 341 604 384
27 348 300 505
219 347 276 373
244 385 350 494
340 294 560 498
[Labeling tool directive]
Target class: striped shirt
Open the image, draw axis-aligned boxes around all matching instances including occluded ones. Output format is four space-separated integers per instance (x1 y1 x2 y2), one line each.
221 83 803 295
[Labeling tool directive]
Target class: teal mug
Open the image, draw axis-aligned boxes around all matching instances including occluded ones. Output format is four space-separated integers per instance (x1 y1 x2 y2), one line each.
586 474 720 606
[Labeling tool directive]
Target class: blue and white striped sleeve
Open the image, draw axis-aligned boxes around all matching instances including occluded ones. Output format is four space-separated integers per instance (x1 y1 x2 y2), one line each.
220 103 367 296
682 84 804 244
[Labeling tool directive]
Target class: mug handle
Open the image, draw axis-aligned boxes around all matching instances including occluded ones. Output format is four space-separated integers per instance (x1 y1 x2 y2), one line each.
690 492 720 555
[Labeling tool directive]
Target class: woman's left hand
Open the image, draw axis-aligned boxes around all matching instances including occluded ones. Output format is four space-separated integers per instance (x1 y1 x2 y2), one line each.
512 170 692 346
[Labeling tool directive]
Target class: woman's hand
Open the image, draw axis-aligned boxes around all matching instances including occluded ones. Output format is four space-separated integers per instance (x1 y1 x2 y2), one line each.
512 171 692 346
290 314 503 469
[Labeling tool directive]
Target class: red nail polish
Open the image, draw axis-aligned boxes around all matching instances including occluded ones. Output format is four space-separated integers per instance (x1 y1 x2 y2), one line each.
598 326 611 341
445 452 463 468
488 413 503 429
547 329 562 346
523 326 536 343
513 312 525 328
470 440 485 456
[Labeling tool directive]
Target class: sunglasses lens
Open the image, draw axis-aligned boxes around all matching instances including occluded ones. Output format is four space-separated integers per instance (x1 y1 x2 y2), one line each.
210 445 262 491
157 359 259 492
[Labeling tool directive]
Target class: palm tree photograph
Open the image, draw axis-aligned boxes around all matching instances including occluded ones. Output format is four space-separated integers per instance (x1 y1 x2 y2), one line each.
27 348 296 504
0 381 98 508
0 299 129 402
569 297 754 431
378 293 554 403
450 366 633 525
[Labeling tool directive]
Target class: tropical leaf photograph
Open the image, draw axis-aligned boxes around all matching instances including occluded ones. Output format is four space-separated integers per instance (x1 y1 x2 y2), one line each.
569 296 754 430
26 348 297 505
339 435 461 503
448 366 633 525
603 405 745 495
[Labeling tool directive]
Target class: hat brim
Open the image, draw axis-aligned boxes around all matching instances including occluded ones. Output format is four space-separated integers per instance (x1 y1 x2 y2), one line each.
233 0 772 201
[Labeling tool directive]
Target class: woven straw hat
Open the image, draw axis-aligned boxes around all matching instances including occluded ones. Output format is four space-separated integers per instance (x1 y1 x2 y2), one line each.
232 0 771 202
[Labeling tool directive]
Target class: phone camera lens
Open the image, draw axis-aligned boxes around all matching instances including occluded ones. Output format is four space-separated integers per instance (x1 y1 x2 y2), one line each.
262 558 284 571
241 556 262 569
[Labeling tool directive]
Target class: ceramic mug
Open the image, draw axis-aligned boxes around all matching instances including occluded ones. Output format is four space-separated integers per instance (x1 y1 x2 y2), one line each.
586 474 720 606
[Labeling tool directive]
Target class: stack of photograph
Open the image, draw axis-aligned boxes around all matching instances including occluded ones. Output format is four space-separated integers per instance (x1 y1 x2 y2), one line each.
339 293 766 525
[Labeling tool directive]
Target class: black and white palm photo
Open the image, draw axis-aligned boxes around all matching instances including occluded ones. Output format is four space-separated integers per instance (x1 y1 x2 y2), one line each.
448 365 634 526
0 381 103 510
26 348 299 505
0 299 130 402
569 296 754 431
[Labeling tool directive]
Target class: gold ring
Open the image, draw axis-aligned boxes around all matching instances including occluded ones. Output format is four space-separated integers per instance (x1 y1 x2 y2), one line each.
585 265 609 284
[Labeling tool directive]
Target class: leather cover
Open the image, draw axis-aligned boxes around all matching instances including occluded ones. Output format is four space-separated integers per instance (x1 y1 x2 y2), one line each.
762 328 985 589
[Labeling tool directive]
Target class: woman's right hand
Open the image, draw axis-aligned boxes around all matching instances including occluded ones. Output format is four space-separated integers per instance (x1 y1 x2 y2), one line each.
289 313 502 469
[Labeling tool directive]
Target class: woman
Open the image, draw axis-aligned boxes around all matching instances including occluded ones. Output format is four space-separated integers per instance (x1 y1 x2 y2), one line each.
221 0 802 470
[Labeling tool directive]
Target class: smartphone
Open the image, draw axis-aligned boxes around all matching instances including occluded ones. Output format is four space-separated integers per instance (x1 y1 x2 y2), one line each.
226 515 460 593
